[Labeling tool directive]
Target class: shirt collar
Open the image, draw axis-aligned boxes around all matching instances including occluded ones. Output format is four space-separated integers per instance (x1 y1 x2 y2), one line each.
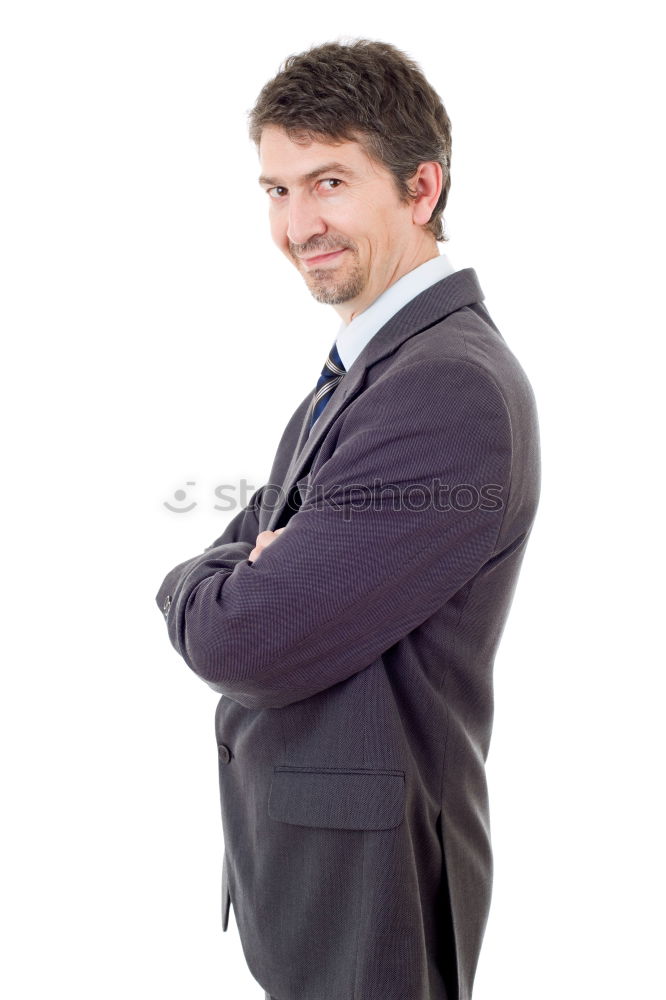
334 252 456 372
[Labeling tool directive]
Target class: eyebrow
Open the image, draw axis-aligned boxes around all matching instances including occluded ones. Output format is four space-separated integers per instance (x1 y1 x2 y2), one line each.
258 161 358 187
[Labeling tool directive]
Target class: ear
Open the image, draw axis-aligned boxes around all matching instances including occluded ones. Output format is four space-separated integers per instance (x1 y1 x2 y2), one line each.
408 162 443 227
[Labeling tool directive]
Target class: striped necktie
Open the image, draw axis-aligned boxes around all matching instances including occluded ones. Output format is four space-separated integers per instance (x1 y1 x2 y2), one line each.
309 340 346 432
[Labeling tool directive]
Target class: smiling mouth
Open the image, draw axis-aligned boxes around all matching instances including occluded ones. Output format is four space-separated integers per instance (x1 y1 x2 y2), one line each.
300 248 347 268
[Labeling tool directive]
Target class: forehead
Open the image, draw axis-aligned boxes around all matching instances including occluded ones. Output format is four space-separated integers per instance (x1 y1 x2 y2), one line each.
257 125 383 186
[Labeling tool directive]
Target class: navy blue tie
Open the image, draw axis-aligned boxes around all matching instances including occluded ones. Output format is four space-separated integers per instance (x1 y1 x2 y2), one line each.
309 340 346 432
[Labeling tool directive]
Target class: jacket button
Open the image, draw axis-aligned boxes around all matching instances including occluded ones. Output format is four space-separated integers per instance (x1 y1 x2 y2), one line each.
162 594 171 616
218 743 232 764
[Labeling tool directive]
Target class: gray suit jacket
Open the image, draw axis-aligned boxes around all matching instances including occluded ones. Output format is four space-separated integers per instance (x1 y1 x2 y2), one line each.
155 267 541 1000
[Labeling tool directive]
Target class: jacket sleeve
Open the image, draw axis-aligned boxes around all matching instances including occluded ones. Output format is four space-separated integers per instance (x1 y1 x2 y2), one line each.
154 484 264 636
158 360 514 709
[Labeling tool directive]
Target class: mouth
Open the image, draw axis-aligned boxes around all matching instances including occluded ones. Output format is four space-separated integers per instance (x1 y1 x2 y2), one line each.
299 248 347 268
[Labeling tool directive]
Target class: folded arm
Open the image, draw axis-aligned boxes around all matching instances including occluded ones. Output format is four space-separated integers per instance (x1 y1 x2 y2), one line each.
157 361 513 709
155 482 264 621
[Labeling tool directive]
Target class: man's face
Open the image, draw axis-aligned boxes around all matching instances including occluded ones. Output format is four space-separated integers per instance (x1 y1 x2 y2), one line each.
258 125 417 320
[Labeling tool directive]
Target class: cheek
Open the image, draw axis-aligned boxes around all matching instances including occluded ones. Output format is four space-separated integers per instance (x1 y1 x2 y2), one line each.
343 201 382 243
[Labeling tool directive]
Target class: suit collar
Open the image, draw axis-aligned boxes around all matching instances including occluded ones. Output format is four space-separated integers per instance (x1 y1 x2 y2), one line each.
267 267 485 530
335 252 456 372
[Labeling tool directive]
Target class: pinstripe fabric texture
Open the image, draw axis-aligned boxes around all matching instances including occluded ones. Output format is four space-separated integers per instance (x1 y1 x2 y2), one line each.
309 339 346 432
156 268 541 1000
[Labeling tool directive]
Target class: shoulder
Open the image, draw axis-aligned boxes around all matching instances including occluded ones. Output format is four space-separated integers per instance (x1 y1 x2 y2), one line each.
388 303 538 426
364 308 511 425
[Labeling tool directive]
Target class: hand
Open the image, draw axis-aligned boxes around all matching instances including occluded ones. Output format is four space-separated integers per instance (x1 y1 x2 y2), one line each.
248 527 286 563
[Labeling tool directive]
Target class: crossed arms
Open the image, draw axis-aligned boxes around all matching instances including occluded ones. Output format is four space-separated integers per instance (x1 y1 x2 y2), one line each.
155 360 512 710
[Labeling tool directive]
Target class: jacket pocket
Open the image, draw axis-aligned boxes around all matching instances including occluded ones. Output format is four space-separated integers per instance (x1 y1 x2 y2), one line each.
268 766 405 831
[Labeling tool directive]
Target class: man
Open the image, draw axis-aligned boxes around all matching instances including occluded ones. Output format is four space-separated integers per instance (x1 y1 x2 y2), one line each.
156 39 540 1000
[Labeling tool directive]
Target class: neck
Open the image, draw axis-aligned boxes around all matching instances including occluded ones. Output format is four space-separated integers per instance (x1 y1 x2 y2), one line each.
335 237 440 325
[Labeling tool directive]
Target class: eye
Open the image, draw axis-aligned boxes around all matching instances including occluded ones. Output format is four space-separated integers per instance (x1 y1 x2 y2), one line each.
267 186 287 199
319 178 342 191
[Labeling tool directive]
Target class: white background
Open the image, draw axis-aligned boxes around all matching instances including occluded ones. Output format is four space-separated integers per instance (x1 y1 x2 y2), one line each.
1 1 663 997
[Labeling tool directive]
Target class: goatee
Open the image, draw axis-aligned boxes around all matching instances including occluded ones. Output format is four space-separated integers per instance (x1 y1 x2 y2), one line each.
303 256 366 305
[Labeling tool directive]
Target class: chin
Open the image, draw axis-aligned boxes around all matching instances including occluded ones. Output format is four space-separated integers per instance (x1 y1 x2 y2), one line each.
306 278 362 306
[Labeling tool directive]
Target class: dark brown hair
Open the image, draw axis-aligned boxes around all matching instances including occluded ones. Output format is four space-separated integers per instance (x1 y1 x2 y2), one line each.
248 39 452 241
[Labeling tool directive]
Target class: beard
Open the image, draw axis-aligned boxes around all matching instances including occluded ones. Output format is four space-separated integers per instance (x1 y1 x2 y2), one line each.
288 237 367 305
302 255 366 304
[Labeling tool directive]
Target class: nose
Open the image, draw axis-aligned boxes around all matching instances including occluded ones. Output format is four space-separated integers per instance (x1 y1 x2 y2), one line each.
286 190 327 247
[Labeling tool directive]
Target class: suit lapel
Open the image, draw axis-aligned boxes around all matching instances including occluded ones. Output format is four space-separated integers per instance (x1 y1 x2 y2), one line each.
266 267 485 530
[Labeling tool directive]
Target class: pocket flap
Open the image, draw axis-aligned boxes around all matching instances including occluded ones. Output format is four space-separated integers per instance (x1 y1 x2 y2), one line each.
268 766 405 831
